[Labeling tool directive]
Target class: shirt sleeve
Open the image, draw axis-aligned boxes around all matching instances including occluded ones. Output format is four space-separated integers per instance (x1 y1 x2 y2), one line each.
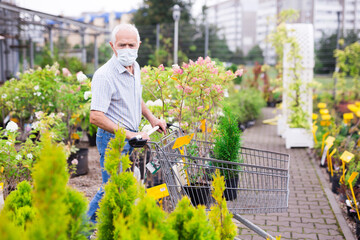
90 73 113 113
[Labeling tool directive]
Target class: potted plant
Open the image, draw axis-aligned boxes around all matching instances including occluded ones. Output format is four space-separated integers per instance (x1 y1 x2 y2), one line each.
180 142 212 206
213 107 242 201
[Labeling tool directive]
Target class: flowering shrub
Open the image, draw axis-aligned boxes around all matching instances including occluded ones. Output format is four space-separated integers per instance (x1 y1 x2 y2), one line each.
0 112 67 198
141 57 242 139
0 64 91 141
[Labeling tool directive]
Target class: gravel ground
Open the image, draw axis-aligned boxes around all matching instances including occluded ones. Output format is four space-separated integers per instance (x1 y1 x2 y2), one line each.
68 145 102 201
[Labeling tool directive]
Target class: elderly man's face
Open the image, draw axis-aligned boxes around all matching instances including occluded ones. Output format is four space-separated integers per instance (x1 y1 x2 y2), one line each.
110 29 140 56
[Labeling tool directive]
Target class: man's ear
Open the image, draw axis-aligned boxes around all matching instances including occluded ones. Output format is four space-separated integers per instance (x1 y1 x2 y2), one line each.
138 41 142 48
109 41 117 55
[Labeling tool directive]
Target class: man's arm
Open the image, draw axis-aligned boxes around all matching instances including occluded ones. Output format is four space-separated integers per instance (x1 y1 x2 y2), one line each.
90 110 149 140
141 100 167 133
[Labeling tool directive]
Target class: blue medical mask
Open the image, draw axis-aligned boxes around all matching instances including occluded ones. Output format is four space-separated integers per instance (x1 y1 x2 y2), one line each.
116 48 138 67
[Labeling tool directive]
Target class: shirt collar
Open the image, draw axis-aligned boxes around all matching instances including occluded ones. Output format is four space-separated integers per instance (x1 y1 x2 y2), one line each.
111 54 138 75
111 54 127 74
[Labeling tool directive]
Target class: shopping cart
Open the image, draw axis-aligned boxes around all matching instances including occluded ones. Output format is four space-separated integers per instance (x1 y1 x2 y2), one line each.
147 129 290 240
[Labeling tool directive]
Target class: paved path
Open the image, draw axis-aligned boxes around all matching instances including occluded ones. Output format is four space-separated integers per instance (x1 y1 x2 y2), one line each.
236 108 347 240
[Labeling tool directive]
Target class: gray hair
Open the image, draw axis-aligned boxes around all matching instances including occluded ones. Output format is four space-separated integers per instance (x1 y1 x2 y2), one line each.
111 24 140 45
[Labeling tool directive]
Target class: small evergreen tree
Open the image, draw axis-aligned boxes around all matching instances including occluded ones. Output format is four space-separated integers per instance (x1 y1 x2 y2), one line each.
97 128 138 240
213 107 242 179
1 181 34 231
209 170 237 239
167 197 218 240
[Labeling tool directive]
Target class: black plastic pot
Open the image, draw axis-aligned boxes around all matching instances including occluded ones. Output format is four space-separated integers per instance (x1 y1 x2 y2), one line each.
87 133 96 146
356 218 360 240
224 176 239 201
331 173 340 194
67 148 89 177
184 184 211 206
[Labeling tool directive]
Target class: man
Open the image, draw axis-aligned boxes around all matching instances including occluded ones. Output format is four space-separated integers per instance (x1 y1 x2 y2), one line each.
87 23 166 223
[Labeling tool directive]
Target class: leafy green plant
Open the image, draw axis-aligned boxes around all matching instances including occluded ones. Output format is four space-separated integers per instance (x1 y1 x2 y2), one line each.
334 41 360 102
0 112 68 198
224 88 265 124
213 107 242 179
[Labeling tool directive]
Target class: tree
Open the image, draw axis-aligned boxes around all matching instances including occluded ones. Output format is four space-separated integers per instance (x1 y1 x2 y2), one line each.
133 0 192 26
246 45 264 64
315 30 360 74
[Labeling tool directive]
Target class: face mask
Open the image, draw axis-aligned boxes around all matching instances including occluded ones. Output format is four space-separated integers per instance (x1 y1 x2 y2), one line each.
116 48 138 67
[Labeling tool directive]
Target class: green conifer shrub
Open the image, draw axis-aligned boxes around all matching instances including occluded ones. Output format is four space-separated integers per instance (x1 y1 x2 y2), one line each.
209 170 237 239
167 197 218 240
213 107 242 179
0 214 23 240
65 187 92 240
27 132 71 239
1 181 34 230
97 128 138 240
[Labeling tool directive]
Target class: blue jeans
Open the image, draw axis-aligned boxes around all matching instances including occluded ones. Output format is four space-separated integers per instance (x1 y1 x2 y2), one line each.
87 128 134 224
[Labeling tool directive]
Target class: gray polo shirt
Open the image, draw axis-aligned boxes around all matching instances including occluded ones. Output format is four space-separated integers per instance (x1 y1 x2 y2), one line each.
91 55 142 131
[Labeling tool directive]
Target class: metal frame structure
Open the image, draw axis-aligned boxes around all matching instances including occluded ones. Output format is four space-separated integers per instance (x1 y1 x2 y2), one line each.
0 2 109 82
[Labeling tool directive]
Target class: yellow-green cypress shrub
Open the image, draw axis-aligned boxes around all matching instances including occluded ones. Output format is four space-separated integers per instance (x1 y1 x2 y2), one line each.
209 170 237 239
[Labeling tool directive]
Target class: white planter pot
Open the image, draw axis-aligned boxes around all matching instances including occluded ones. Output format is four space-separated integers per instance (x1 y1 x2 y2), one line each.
277 115 286 138
285 128 314 149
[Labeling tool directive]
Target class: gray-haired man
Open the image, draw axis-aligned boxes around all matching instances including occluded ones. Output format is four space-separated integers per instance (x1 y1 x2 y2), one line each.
87 23 166 223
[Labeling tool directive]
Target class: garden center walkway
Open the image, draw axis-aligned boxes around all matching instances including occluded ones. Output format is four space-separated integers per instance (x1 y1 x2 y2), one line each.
238 108 351 240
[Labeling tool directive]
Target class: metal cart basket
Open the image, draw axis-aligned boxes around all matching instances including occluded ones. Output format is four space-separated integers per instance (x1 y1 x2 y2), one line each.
148 130 290 239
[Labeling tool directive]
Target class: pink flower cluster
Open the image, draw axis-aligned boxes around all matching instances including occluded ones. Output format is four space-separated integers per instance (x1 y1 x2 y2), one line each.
192 77 202 83
158 64 165 71
211 84 223 94
184 86 193 94
235 69 244 77
172 64 183 74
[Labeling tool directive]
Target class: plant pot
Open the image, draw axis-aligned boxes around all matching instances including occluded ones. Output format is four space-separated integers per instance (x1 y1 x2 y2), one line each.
184 183 211 206
356 218 360 240
267 101 277 108
331 173 340 194
87 133 96 146
224 176 239 201
277 115 286 138
285 128 314 149
67 148 89 177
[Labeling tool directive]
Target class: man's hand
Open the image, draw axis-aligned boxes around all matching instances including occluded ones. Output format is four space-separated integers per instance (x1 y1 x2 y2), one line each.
129 131 150 140
150 118 167 134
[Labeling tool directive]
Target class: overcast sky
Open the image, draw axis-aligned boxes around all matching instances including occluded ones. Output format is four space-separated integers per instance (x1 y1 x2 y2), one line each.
15 0 204 17
15 0 257 18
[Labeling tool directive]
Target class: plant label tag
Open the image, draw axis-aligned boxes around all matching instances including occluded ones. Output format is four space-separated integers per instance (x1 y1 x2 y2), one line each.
146 162 160 174
340 151 354 163
321 145 328 166
325 136 335 148
348 172 359 186
146 183 169 199
172 133 194 149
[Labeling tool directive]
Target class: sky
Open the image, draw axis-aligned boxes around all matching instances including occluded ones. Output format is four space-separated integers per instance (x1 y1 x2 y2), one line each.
15 0 257 18
16 0 144 17
16 0 203 17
